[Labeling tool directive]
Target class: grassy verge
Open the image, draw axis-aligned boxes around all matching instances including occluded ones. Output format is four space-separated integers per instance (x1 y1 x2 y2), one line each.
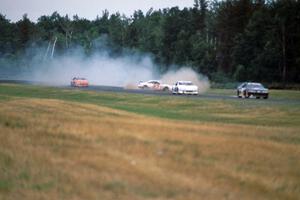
0 84 300 127
208 88 300 100
0 83 300 200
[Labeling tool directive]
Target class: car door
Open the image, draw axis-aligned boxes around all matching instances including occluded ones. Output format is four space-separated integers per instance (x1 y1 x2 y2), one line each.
148 81 155 89
237 83 246 97
174 82 179 92
153 81 160 90
239 83 247 92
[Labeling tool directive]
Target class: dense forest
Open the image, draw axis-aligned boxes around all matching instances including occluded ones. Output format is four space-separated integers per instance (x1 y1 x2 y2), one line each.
0 0 300 85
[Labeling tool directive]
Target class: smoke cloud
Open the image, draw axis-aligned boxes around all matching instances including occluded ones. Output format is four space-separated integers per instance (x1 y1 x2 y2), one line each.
31 51 157 87
161 68 210 93
1 40 210 93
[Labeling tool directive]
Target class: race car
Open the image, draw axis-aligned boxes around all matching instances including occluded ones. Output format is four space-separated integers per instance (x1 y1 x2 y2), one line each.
237 82 268 99
71 77 89 87
138 80 171 91
172 81 198 95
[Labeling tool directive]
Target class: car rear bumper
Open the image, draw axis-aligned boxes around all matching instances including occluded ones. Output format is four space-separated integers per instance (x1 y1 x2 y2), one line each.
71 84 88 87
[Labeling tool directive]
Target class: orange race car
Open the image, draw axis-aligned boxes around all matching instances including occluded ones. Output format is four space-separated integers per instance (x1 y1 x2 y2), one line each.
71 77 89 87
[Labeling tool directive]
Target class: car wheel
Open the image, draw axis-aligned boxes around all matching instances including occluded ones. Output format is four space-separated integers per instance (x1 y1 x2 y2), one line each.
256 96 260 99
163 87 169 91
263 95 268 99
237 91 241 98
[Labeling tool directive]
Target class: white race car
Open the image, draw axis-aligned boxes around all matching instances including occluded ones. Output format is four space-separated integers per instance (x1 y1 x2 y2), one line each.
172 81 198 95
138 80 171 91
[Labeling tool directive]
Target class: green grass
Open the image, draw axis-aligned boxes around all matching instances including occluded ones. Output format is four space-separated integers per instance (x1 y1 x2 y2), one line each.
267 89 300 100
0 180 13 191
208 88 300 100
1 83 300 200
0 84 300 127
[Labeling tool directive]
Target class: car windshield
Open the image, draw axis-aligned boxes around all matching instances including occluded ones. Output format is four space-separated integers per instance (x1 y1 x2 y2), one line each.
179 82 192 85
149 81 160 84
247 83 264 89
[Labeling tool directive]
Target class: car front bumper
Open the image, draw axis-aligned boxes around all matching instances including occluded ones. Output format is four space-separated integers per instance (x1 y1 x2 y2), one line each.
178 90 198 95
248 92 268 97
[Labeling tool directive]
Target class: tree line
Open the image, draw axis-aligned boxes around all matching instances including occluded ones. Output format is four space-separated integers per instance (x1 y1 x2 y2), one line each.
0 0 299 84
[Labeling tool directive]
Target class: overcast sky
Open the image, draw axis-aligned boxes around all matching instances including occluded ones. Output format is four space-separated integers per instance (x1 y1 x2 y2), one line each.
0 0 195 22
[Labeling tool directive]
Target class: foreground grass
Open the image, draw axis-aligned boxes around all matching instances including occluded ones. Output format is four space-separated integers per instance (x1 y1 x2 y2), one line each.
0 84 300 200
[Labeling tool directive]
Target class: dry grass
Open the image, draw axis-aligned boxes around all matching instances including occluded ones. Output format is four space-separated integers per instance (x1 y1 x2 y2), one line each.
0 97 300 200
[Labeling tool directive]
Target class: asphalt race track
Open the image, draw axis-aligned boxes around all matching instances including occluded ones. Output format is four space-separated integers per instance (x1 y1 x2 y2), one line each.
70 84 235 100
1 79 299 104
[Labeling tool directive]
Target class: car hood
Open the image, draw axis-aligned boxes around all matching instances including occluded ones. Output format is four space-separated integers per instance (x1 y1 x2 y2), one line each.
138 82 146 86
250 87 268 91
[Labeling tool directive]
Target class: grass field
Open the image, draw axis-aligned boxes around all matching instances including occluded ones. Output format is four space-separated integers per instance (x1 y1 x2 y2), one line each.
208 88 300 100
0 84 300 200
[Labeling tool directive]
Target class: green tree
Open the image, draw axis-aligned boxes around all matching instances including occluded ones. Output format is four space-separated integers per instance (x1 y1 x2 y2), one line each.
0 14 17 56
16 14 36 49
215 0 254 75
272 0 300 83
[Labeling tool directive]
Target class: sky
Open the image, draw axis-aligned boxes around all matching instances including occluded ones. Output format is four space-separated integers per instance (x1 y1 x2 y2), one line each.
0 0 195 22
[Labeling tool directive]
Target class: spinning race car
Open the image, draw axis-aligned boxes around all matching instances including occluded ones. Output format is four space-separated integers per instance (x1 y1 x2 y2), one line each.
138 80 171 91
71 77 89 87
172 81 198 95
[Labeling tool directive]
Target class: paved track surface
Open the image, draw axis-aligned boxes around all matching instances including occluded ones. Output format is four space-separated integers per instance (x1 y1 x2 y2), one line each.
1 79 299 104
70 85 300 105
72 85 235 100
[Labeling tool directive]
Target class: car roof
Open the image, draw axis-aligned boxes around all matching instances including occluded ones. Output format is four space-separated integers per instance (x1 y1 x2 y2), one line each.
247 82 261 85
239 82 261 85
177 81 192 83
148 80 160 82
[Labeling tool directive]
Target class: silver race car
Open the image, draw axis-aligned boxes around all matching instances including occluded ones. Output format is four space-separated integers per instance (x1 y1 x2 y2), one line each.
237 82 269 99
